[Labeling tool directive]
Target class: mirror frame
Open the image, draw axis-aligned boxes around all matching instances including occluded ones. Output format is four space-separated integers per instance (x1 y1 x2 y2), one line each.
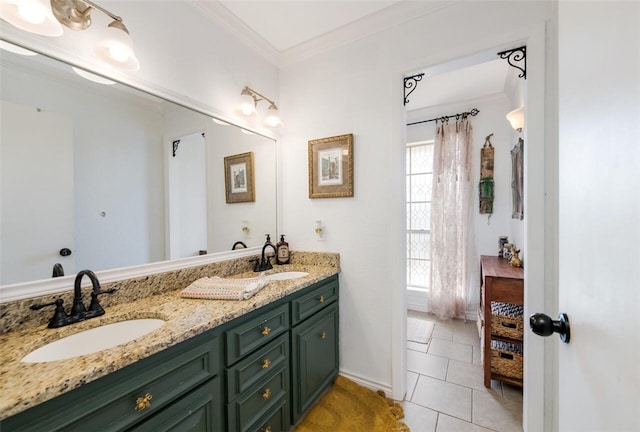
0 35 280 303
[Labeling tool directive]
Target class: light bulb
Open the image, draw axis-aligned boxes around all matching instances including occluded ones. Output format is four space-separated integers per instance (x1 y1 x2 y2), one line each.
17 1 46 24
0 0 63 36
263 107 283 128
94 21 140 71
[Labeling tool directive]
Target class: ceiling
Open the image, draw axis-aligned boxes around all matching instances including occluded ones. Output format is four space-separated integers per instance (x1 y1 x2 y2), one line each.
217 0 403 52
195 0 515 110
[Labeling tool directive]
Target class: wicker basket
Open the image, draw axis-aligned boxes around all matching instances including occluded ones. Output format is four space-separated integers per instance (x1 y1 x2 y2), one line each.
490 302 524 340
490 340 523 380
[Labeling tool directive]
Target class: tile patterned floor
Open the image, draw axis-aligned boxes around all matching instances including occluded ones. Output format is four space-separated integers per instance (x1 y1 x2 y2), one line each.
403 311 523 432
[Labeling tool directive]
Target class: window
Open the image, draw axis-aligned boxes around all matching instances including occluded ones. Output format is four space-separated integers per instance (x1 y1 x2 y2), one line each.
406 140 434 291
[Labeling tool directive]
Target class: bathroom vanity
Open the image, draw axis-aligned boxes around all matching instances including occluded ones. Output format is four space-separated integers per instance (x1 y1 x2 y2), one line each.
0 255 340 432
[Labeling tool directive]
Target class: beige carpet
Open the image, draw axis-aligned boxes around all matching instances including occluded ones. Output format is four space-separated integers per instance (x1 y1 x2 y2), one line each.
407 317 434 344
295 375 409 432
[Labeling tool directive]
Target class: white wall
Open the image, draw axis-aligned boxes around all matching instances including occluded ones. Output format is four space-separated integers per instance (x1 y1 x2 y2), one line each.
278 1 553 394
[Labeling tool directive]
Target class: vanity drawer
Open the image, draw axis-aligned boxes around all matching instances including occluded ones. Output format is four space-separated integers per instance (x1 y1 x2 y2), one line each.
226 333 289 401
253 396 288 432
129 376 223 432
227 365 289 432
291 274 338 325
1 331 221 432
226 303 289 366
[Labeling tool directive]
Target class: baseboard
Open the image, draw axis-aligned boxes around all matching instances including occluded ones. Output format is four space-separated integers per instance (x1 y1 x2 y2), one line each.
338 370 392 396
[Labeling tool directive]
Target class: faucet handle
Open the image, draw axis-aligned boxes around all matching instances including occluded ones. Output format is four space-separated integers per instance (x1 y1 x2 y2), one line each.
262 256 273 271
249 258 260 272
30 299 69 328
88 288 116 314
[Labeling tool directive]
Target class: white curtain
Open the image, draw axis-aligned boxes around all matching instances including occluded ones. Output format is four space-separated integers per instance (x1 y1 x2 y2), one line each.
429 116 474 320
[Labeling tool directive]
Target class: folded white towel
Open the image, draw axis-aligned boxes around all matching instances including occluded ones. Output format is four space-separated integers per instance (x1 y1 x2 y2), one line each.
179 274 268 300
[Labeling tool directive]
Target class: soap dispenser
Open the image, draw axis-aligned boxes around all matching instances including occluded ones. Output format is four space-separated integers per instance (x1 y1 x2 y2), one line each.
276 235 290 265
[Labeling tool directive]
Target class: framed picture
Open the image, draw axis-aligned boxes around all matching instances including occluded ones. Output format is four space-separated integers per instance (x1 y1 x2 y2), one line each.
308 133 354 198
511 138 524 219
224 152 255 203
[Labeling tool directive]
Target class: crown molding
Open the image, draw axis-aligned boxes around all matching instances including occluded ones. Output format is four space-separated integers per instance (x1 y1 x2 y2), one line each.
278 1 454 67
190 0 280 66
191 0 457 68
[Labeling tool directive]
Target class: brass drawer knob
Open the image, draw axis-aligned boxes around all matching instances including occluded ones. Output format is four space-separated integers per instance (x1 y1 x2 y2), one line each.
320 331 327 340
319 295 325 303
135 393 152 411
261 426 272 432
262 358 271 369
262 388 271 400
262 326 271 336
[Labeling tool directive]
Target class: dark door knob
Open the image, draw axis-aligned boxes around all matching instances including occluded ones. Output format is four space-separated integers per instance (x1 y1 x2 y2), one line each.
529 313 571 343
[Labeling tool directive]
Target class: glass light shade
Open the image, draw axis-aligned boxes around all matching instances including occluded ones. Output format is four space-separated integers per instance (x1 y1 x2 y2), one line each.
263 105 283 129
0 0 63 36
506 106 525 131
72 66 116 85
94 21 140 71
239 93 257 117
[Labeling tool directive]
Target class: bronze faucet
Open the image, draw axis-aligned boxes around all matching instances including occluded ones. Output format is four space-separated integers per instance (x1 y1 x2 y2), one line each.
30 269 116 328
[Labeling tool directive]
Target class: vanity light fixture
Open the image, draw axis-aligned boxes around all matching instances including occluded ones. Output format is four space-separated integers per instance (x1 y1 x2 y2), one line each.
0 0 139 71
506 106 525 132
239 86 283 129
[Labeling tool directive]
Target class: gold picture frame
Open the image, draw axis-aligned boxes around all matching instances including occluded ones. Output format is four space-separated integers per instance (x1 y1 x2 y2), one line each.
224 152 255 203
308 134 354 198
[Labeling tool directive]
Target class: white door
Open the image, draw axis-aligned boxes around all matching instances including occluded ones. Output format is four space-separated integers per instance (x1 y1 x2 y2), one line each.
0 101 75 284
167 131 207 259
547 3 640 430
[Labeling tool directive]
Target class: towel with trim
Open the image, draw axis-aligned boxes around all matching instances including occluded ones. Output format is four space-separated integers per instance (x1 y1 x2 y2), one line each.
179 274 268 300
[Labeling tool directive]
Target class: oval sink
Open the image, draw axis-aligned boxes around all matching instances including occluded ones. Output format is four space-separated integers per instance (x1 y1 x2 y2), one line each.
21 318 165 363
266 271 309 281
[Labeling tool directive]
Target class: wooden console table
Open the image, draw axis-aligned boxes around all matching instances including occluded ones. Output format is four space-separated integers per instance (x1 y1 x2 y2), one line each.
479 255 524 387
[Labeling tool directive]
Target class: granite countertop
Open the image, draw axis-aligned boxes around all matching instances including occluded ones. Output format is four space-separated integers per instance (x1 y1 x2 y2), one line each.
0 264 339 420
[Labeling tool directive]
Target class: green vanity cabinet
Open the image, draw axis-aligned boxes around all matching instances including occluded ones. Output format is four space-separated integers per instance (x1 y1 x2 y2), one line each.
2 273 340 432
290 275 340 424
0 329 223 432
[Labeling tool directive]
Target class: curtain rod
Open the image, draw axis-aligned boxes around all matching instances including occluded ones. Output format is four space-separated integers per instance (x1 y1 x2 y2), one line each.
407 108 479 126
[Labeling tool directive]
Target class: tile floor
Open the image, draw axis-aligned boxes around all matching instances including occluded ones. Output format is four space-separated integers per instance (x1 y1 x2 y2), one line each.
402 310 523 432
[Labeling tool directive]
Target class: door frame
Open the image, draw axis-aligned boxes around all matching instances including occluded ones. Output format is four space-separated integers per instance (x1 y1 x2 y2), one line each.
391 22 554 432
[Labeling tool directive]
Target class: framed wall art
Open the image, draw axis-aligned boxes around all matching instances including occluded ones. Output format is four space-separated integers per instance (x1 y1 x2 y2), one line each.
511 138 524 219
224 151 255 203
308 133 354 198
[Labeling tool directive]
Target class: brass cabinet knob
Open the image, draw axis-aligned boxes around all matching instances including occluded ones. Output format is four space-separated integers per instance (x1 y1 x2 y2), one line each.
262 358 271 369
262 326 271 336
320 331 327 340
319 295 325 303
135 393 152 411
261 426 272 432
262 388 271 400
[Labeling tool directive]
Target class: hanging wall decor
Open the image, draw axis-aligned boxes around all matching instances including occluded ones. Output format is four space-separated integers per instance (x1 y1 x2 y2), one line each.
479 134 495 214
511 138 524 219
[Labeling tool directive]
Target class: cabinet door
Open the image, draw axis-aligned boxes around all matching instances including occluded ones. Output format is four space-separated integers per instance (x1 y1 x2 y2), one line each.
129 376 222 432
291 302 339 423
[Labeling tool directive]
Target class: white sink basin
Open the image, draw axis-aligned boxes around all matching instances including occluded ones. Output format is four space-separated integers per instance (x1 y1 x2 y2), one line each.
21 318 166 363
266 271 309 281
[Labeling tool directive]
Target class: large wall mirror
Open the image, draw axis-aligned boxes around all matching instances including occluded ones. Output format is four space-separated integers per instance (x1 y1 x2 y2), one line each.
0 42 277 294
